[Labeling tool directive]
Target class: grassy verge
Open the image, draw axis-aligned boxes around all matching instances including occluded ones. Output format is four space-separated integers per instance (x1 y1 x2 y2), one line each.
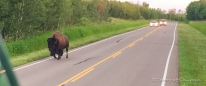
178 23 206 86
189 21 206 35
9 18 149 67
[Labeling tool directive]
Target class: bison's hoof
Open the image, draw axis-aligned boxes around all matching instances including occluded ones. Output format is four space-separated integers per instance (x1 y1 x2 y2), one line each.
57 58 60 60
53 56 57 59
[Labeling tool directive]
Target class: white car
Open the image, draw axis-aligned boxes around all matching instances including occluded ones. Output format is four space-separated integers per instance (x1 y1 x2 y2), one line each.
150 20 159 27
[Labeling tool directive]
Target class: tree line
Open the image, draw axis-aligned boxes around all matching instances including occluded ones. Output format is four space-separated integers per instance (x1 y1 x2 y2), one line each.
186 0 206 20
0 0 186 42
0 0 109 41
108 1 186 21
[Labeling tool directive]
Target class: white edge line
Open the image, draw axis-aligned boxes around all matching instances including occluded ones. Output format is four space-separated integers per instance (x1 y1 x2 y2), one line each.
161 22 177 86
14 26 148 71
13 58 53 71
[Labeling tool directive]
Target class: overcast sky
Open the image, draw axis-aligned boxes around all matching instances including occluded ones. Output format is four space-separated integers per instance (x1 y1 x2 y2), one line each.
118 0 195 11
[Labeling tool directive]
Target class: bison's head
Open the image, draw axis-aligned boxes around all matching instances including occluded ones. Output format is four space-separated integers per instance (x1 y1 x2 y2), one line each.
47 38 59 56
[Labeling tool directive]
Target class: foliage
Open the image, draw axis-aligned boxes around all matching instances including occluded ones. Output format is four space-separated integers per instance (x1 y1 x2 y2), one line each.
0 0 189 42
0 0 110 42
108 1 140 20
108 1 186 21
186 0 206 20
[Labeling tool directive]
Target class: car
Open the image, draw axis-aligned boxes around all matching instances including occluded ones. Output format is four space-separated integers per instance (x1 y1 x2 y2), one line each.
150 20 159 27
159 19 167 26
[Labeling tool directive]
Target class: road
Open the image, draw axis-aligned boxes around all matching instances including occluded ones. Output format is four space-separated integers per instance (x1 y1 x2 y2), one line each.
14 22 179 86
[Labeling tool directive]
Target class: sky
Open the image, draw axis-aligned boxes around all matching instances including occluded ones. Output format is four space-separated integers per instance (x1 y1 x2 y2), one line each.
118 0 195 12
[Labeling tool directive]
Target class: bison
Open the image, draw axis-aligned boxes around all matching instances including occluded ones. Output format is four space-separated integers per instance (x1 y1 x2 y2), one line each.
47 31 69 60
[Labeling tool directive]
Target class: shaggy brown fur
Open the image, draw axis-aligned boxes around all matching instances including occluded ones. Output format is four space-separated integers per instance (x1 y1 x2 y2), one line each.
47 31 69 60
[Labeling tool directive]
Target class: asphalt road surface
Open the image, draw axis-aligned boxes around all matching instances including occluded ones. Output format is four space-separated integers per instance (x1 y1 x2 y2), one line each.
14 22 179 86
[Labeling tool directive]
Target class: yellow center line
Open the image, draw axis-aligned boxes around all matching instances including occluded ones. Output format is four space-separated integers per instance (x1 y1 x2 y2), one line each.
112 52 122 58
57 28 160 86
71 68 94 82
59 55 113 85
58 67 93 86
139 37 144 41
144 33 150 37
91 56 111 67
135 38 142 42
119 46 128 52
129 42 135 47
0 70 5 74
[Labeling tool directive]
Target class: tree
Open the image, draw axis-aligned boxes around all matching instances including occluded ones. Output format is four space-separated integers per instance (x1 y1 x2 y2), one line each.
186 0 206 20
142 2 149 8
0 0 9 39
43 0 72 30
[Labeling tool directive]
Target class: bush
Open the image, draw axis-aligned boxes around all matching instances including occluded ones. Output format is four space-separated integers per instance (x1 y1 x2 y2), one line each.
139 16 145 20
185 20 190 24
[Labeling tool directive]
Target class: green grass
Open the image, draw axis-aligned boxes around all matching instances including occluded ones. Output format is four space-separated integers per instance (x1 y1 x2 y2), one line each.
8 18 150 67
189 21 206 35
178 23 206 86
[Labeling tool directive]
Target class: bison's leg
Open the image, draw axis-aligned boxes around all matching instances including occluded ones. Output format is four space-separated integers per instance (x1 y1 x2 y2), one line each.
66 47 68 58
57 54 61 60
57 55 61 60
57 50 63 60
53 54 57 59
